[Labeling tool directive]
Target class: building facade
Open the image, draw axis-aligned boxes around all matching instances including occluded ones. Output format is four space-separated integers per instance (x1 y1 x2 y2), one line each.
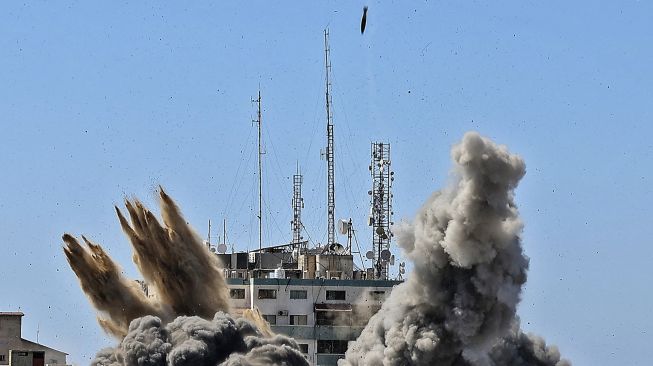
227 277 399 365
0 312 67 366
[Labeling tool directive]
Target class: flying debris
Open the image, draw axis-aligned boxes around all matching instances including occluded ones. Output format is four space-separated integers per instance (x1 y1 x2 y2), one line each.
361 6 368 34
62 132 569 366
63 188 308 365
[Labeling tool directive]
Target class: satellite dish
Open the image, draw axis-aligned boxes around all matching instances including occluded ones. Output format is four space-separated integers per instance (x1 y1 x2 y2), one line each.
376 227 385 235
338 219 350 235
365 251 374 260
399 267 405 274
328 243 346 255
380 249 391 261
217 244 228 254
210 247 216 253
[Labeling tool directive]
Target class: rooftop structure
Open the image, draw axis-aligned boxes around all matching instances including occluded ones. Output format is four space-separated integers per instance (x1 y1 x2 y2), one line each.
0 312 68 366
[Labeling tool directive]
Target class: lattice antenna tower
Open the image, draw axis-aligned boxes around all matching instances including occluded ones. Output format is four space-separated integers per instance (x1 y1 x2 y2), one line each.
369 142 394 279
324 28 336 247
291 164 304 249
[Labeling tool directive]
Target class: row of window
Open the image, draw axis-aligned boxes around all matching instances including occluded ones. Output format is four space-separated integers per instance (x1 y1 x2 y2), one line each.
317 340 349 354
230 288 364 300
261 314 308 325
276 341 347 355
292 341 349 355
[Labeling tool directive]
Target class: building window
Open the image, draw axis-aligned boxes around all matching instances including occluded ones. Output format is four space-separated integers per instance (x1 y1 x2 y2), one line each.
368 290 385 300
0 355 5 362
316 311 351 326
290 315 308 325
298 344 309 354
290 290 307 299
325 290 346 300
258 289 277 299
262 315 277 325
317 340 349 354
230 288 245 299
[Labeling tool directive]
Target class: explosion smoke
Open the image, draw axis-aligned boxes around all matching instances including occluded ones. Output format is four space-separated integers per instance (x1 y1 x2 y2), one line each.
92 312 308 366
64 188 230 337
64 188 308 365
340 132 569 366
115 188 230 321
62 234 162 337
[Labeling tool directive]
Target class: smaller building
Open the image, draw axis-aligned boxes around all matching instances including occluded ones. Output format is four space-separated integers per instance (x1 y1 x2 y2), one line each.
0 312 68 366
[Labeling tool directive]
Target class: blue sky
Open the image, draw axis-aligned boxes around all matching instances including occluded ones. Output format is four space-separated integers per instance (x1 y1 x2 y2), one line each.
1 1 652 365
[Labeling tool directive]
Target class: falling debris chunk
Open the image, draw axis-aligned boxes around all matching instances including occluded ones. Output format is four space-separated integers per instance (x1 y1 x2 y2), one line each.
361 6 368 34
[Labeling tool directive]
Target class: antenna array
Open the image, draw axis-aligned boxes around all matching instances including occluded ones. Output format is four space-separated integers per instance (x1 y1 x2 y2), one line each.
368 142 394 279
324 29 336 247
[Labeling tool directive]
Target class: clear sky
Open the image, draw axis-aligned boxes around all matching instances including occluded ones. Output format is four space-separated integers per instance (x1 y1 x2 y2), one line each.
1 1 651 365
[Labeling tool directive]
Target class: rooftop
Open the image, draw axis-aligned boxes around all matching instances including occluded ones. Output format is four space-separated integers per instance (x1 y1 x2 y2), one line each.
0 311 24 316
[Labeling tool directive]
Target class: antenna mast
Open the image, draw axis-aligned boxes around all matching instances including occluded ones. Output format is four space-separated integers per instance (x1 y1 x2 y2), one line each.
253 90 263 262
369 142 394 279
207 219 211 249
324 28 336 246
292 164 304 247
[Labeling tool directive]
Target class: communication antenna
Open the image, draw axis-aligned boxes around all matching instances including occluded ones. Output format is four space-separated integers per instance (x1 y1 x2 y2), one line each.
291 163 304 252
338 218 353 254
252 90 264 268
206 219 212 249
324 28 336 247
368 142 394 279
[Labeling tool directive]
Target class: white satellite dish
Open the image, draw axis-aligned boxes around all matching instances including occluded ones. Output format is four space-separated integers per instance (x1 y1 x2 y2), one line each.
380 249 391 261
399 267 405 274
365 251 374 260
217 244 228 254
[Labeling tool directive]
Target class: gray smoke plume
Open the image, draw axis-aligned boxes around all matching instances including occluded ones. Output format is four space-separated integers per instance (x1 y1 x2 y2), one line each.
340 132 569 366
92 312 308 366
488 319 570 366
64 188 230 337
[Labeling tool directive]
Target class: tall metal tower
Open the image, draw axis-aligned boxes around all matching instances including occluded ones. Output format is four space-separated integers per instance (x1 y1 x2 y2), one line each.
291 165 304 246
252 90 264 258
324 28 336 246
369 142 394 279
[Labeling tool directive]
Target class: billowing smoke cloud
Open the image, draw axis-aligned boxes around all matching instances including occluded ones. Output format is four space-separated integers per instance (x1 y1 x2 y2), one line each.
340 132 569 365
92 312 307 366
64 189 308 365
488 319 570 366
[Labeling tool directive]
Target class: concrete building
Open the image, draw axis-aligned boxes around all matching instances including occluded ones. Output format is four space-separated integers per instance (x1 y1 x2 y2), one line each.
0 312 67 366
215 251 401 365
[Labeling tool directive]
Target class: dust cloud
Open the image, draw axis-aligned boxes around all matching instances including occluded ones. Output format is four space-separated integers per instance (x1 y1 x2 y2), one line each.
64 188 307 366
340 132 570 366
